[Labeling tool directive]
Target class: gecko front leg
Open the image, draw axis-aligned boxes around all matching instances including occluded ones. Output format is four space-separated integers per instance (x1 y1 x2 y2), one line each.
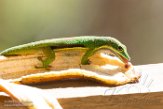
81 48 95 65
81 46 115 65
37 47 55 69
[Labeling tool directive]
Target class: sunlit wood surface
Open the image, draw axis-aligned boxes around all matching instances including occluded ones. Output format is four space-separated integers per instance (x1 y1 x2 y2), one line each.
0 63 163 109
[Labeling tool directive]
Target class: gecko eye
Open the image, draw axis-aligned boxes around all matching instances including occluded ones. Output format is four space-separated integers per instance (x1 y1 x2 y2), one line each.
117 46 123 52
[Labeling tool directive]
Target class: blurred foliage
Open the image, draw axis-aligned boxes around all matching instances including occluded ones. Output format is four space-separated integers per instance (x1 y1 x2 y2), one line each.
0 0 109 49
0 0 163 65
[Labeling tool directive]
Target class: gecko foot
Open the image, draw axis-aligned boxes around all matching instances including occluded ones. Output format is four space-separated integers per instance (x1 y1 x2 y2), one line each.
81 59 91 65
35 56 52 70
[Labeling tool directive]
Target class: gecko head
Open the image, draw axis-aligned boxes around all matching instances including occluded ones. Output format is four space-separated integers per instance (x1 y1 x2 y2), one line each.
114 44 131 63
105 37 131 63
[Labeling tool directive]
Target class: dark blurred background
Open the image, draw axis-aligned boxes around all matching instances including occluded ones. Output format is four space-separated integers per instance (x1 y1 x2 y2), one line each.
0 0 163 65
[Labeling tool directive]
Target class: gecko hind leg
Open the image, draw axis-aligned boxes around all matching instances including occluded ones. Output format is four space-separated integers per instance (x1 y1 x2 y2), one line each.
36 47 55 69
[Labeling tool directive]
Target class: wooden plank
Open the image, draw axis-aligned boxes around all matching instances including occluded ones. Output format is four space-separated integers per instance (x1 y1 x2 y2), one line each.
0 63 163 109
33 63 163 97
59 92 163 109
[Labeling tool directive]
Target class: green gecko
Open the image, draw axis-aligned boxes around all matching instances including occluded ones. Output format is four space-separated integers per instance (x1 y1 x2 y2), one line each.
0 36 131 68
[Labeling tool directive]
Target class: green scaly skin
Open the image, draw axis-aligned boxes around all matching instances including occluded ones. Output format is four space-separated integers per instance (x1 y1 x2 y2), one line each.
0 36 131 68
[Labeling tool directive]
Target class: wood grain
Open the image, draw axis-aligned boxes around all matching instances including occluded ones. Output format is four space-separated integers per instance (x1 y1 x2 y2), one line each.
0 48 127 79
0 63 162 109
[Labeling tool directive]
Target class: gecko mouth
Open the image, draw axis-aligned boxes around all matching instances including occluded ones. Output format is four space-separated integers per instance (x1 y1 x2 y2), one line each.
119 55 129 63
106 49 129 63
